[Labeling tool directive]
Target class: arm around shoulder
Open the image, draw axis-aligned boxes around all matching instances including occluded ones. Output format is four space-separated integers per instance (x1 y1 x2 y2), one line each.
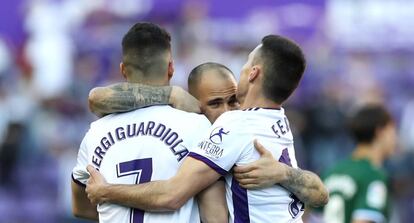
85 157 221 211
281 167 329 207
88 83 172 117
233 140 328 207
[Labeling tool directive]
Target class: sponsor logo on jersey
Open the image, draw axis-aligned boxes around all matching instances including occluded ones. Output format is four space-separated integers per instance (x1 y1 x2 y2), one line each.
198 140 224 159
209 127 229 144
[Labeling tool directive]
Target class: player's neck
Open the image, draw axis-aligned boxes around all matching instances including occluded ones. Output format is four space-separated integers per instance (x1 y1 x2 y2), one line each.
241 93 281 110
128 78 169 86
352 144 384 168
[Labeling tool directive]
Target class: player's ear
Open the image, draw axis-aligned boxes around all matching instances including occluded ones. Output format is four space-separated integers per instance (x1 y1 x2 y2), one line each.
248 65 260 82
167 59 174 80
120 62 127 80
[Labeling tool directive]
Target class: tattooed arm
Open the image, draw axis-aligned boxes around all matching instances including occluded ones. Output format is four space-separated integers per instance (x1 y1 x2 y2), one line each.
88 83 200 117
234 140 329 207
280 167 328 207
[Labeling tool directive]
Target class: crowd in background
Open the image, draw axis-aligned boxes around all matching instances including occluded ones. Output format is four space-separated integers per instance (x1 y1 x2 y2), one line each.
0 0 414 222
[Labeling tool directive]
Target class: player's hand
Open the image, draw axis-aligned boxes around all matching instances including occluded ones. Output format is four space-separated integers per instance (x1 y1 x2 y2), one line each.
169 86 201 113
86 165 108 205
233 139 289 189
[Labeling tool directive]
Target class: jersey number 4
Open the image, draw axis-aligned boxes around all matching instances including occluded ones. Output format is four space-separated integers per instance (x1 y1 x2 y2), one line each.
279 148 305 218
116 158 153 223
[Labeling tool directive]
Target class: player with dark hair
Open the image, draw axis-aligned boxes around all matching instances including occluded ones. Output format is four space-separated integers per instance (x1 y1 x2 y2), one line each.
323 104 396 223
72 22 222 222
85 35 328 222
119 22 172 82
88 59 328 207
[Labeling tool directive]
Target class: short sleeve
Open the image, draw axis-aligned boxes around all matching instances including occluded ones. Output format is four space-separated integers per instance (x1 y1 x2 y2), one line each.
186 114 212 152
352 179 387 222
189 112 249 175
72 134 90 186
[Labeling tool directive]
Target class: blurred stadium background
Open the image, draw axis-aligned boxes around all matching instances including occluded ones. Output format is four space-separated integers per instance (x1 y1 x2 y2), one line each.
0 0 414 222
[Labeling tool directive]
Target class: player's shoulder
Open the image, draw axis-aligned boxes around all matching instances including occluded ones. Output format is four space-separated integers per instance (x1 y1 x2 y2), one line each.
166 106 211 127
213 110 246 126
89 113 117 129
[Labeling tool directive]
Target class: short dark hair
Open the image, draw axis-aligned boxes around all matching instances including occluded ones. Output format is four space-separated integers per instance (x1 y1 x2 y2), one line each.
188 62 234 95
257 35 306 104
122 22 171 79
348 104 392 144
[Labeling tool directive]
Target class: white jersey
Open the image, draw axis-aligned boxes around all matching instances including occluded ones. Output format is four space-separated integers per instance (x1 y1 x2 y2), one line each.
72 105 211 223
189 107 304 223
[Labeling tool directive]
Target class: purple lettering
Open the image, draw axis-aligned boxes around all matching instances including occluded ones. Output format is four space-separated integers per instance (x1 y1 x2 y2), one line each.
161 128 171 141
101 137 112 150
171 144 189 162
116 127 126 140
153 123 165 137
108 132 115 144
175 149 189 162
146 121 155 135
284 117 290 132
277 120 286 135
94 146 106 159
127 124 136 137
271 125 281 138
165 132 178 146
137 122 145 136
171 139 184 151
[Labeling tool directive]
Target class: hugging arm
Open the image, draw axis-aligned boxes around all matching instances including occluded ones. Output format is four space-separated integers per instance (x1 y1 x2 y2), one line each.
196 180 228 223
88 83 200 117
280 166 329 207
234 140 329 207
85 157 222 211
71 180 98 221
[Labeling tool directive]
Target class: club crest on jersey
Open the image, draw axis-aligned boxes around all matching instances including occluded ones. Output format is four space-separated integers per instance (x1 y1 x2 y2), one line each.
209 127 229 144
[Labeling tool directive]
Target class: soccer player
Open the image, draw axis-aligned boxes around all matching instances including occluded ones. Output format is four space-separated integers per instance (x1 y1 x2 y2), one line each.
187 62 240 123
322 104 396 223
85 35 328 222
72 22 221 222
88 62 240 123
89 62 328 206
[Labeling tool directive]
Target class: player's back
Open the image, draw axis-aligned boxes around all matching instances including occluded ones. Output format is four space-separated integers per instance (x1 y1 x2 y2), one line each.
323 158 389 223
81 105 210 223
190 107 304 223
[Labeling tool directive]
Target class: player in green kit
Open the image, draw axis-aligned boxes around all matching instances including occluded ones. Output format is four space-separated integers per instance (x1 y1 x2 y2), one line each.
323 104 396 223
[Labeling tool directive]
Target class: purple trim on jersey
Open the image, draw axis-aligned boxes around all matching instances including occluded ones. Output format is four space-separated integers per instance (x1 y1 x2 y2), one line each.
231 177 250 223
243 107 281 111
258 107 281 110
71 174 86 187
188 152 228 175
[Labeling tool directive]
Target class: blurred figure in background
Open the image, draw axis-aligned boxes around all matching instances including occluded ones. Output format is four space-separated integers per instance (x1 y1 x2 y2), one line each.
0 123 24 187
322 104 396 223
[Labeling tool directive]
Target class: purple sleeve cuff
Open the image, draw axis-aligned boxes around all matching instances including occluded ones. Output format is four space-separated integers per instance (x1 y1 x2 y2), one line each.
71 174 86 187
188 152 228 176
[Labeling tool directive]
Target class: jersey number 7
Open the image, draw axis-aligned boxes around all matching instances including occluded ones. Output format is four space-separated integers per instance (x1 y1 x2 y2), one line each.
116 158 153 223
